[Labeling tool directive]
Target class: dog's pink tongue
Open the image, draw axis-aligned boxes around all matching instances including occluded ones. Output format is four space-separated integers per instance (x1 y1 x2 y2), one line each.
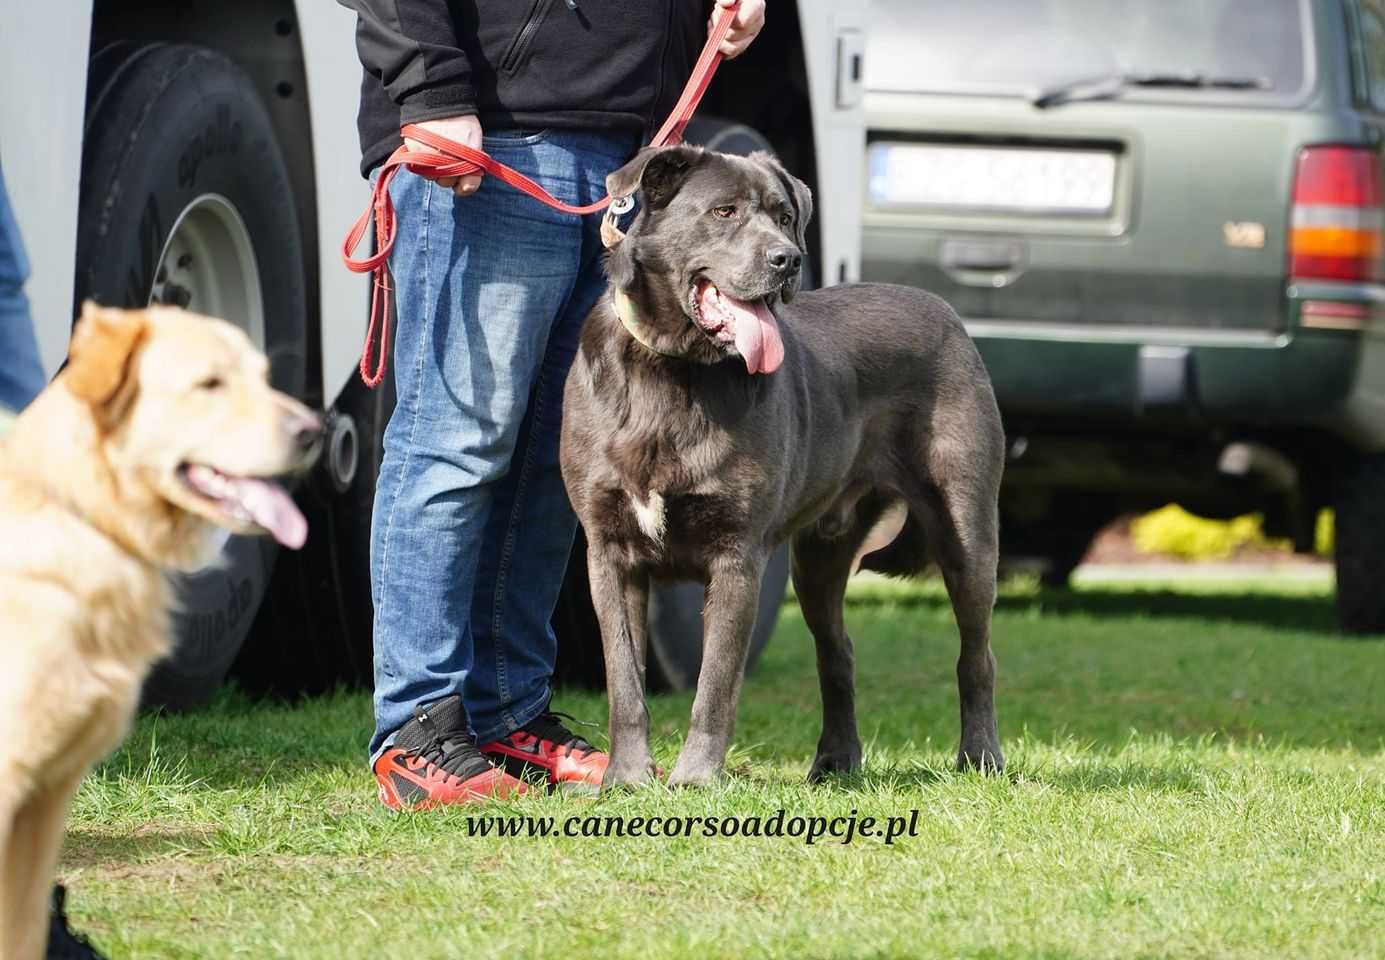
231 477 308 550
734 298 784 374
700 285 784 374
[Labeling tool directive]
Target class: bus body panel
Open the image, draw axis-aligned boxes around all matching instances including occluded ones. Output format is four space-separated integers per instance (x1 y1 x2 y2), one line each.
0 1 94 378
295 1 372 399
801 2 865 286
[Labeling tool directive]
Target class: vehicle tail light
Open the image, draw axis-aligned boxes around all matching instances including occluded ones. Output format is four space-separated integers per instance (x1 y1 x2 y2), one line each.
1289 146 1384 283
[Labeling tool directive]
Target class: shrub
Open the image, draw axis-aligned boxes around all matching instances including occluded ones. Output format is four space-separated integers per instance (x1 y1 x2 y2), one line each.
1315 508 1334 556
1130 504 1333 560
1130 504 1284 560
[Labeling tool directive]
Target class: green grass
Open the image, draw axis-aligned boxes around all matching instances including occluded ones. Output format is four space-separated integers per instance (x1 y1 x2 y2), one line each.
62 576 1385 959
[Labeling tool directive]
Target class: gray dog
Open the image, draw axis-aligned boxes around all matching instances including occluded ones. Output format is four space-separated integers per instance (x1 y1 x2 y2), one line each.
560 145 1005 788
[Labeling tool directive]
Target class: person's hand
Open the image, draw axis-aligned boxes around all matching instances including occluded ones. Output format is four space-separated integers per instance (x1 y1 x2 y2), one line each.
404 114 484 197
710 0 765 59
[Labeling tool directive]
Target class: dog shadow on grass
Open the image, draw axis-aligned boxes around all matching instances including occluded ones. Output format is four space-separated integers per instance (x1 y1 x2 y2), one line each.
60 825 218 871
845 584 1342 636
1011 758 1217 795
825 759 1212 796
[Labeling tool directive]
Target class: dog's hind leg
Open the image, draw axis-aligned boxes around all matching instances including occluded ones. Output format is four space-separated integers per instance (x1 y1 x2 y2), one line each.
667 551 768 787
915 475 1004 773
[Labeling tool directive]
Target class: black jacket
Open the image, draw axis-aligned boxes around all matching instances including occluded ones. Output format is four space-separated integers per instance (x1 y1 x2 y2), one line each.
340 0 709 175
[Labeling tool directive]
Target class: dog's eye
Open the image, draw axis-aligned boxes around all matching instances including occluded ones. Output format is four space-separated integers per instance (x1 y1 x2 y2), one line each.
779 212 794 228
196 376 225 392
712 205 737 219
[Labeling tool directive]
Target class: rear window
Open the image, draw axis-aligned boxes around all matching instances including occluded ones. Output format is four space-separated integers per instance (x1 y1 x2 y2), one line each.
866 0 1310 102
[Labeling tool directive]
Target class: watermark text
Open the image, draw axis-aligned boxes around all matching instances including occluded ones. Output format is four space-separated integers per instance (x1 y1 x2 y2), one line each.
464 808 921 845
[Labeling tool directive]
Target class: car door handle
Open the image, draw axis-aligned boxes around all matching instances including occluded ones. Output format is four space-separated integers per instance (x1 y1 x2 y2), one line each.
940 239 1026 287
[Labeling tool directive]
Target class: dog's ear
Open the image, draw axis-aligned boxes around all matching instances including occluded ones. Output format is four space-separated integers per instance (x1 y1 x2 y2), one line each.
65 302 149 413
606 144 705 211
751 152 814 302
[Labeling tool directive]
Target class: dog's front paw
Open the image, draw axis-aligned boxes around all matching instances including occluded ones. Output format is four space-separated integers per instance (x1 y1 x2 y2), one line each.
666 754 723 788
602 758 660 791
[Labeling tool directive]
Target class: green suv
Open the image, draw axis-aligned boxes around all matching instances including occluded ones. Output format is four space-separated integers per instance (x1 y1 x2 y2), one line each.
862 0 1385 632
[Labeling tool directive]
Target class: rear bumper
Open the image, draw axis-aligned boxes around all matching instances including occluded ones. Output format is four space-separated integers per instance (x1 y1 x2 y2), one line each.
960 279 1385 452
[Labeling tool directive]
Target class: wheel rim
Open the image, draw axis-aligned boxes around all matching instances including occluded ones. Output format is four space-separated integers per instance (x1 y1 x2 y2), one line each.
149 193 266 561
149 193 265 347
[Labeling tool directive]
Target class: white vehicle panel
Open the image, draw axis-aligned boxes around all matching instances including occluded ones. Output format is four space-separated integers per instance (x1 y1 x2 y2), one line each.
296 1 372 400
800 2 865 286
0 2 93 378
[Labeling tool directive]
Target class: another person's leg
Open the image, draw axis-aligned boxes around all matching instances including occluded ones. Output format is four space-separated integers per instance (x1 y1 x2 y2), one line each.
467 130 639 790
368 130 591 807
0 161 46 414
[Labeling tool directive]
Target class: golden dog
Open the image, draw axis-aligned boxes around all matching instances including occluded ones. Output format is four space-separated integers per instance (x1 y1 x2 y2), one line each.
0 303 320 959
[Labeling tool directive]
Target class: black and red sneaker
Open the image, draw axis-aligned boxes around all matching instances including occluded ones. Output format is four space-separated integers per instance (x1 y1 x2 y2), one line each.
480 711 608 793
373 696 528 810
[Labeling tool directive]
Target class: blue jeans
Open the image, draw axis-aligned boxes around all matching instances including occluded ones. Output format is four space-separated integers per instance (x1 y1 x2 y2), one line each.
0 162 45 413
369 128 637 760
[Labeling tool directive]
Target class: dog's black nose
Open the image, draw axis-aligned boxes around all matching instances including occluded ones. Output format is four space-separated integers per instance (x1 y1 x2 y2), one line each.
766 245 802 275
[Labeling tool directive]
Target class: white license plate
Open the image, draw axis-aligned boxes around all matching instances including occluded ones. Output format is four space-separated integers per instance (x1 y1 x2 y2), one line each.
868 143 1118 214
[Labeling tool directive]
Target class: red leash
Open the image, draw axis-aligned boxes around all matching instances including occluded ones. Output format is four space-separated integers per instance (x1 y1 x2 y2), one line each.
342 2 740 388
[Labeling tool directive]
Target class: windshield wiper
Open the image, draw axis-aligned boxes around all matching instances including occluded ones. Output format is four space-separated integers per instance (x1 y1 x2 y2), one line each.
1032 71 1270 109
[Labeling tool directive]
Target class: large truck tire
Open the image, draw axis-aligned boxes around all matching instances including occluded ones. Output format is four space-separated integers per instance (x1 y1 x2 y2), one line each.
1334 451 1385 635
233 360 392 697
74 43 308 709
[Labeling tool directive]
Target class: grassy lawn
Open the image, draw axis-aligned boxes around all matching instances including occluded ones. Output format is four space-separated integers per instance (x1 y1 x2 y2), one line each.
62 576 1384 959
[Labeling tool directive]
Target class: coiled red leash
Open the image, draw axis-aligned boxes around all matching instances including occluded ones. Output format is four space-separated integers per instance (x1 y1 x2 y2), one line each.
342 2 741 387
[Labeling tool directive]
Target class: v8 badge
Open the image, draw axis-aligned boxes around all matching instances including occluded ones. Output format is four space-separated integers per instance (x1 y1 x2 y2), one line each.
1223 221 1266 249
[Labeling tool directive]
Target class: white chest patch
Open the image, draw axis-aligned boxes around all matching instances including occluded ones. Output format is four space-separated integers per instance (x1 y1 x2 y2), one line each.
629 491 667 546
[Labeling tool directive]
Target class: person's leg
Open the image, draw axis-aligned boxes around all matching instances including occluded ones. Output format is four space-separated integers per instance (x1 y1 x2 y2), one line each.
368 129 590 763
466 131 638 747
0 162 46 413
